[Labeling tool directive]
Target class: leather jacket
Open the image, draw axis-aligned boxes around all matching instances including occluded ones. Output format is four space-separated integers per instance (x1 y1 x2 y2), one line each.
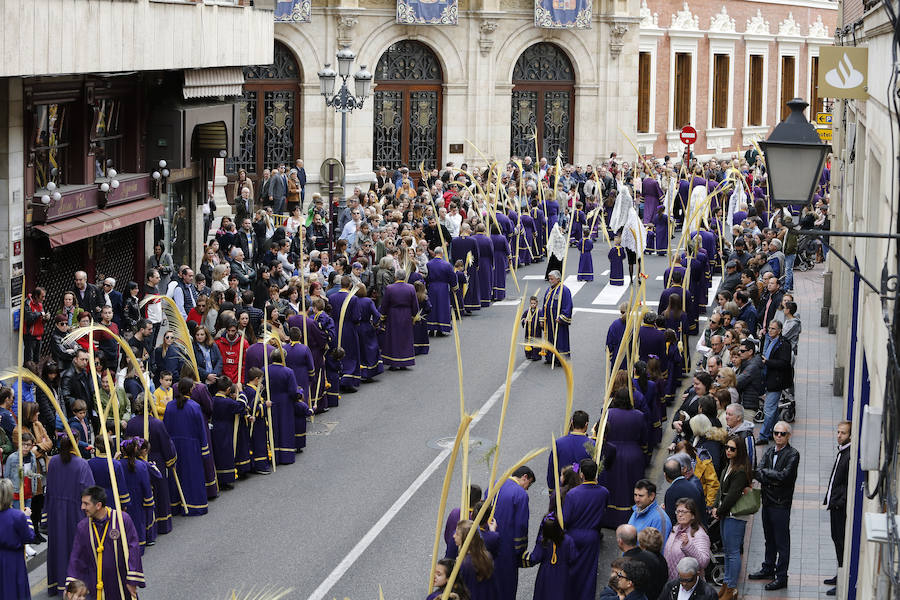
755 443 800 508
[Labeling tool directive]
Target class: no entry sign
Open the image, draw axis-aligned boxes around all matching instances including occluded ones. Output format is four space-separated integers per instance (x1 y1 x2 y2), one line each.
680 125 697 145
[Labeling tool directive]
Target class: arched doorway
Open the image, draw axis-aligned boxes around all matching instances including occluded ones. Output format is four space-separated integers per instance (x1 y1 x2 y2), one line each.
373 41 443 175
232 41 302 176
510 43 576 163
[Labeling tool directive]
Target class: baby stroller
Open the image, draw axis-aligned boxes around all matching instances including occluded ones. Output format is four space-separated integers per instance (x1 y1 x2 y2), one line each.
704 517 727 586
794 233 819 272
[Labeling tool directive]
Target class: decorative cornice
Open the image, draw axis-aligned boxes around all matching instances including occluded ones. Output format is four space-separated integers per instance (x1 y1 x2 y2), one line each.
745 9 770 35
808 15 829 38
670 2 699 31
609 21 630 58
709 6 735 33
778 12 801 36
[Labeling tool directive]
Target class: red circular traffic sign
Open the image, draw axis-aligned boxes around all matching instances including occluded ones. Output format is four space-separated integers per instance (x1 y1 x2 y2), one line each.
680 125 697 145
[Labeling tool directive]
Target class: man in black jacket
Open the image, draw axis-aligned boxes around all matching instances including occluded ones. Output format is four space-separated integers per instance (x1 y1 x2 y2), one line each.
749 421 800 591
734 339 765 416
72 270 102 318
823 420 851 596
658 556 718 599
59 348 96 428
757 320 794 444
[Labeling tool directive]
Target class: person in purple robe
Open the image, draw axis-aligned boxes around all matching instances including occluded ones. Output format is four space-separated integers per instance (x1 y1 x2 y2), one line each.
450 225 480 313
653 206 669 255
187 380 220 500
87 432 133 518
495 210 513 241
312 298 341 409
659 270 692 328
453 519 502 600
425 250 455 336
474 225 495 307
609 238 625 286
427 558 469 600
285 329 316 399
263 351 303 464
44 435 95 596
443 484 481 559
117 437 154 553
522 296 543 361
634 362 663 450
489 466 534 600
453 261 467 319
530 201 546 260
66 485 144 600
562 458 610 600
379 272 418 369
413 281 432 356
539 271 573 361
0 478 35 600
547 410 594 492
329 277 363 392
606 304 628 366
599 391 648 529
637 312 667 364
134 439 163 546
288 311 328 411
522 512 577 600
124 399 176 535
210 377 247 488
163 380 210 516
490 225 511 301
577 238 594 282
641 176 664 224
243 340 275 377
353 287 384 380
240 369 271 474
545 195 560 232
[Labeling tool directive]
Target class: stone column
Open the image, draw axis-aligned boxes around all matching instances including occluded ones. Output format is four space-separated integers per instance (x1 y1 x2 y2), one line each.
0 79 25 355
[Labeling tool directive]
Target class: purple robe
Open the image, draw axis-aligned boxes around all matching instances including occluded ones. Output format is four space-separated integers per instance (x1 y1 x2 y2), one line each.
413 296 432 355
286 341 316 400
606 317 627 365
545 198 560 231
44 454 94 595
355 298 384 378
450 235 480 311
637 378 663 448
653 211 669 253
379 281 417 367
241 384 270 473
524 533 577 600
577 238 594 281
124 415 175 535
330 290 362 389
0 507 35 599
608 246 625 285
490 234 510 301
539 282 573 359
264 363 301 464
287 314 328 410
531 207 547 259
563 481 610 600
117 458 154 553
425 258 455 334
519 213 536 266
547 432 594 490
459 554 502 600
66 508 144 600
641 178 664 224
599 408 647 529
87 457 133 517
570 210 586 244
491 478 530 600
210 392 246 484
244 342 276 378
189 383 220 499
454 271 466 317
475 234 495 307
163 398 209 515
638 323 667 365
315 311 341 409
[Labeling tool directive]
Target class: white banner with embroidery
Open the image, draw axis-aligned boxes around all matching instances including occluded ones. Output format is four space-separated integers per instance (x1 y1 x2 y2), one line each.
274 0 311 23
534 0 591 29
397 0 458 25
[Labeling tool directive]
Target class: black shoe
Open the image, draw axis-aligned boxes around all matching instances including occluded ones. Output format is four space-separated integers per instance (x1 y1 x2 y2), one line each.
220 483 234 491
764 578 788 591
824 576 837 585
748 569 775 580
826 587 837 596
32 533 46 544
756 437 770 446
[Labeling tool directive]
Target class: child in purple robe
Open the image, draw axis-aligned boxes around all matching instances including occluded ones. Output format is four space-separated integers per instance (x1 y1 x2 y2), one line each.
118 437 154 553
427 558 469 600
453 260 467 319
523 512 577 600
608 236 625 286
577 238 594 282
164 382 209 516
210 377 247 488
413 281 432 356
521 296 543 361
124 399 176 535
454 519 502 600
136 438 162 546
242 368 271 474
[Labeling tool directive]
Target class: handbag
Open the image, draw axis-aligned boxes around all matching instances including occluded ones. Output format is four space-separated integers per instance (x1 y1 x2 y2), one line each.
731 487 761 516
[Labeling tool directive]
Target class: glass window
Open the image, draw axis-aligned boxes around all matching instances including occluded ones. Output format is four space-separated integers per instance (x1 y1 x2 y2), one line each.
32 103 71 190
91 98 124 178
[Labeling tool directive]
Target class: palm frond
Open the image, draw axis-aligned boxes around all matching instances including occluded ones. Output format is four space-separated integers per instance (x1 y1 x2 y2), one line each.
140 294 199 380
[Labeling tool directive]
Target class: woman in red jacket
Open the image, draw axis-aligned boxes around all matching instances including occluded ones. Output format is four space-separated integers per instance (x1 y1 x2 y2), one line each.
216 319 248 384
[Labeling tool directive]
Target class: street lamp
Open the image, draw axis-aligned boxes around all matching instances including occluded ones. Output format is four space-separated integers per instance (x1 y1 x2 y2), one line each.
318 49 373 205
758 98 830 207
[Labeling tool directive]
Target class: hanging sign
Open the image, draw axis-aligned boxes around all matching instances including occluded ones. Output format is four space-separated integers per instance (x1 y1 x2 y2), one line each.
534 0 592 29
397 0 458 25
274 0 311 23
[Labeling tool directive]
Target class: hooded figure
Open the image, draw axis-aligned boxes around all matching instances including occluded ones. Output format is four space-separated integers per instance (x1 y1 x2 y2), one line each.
544 223 567 281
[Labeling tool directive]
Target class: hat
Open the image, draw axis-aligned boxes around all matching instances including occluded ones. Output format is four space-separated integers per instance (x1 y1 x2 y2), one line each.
726 260 738 269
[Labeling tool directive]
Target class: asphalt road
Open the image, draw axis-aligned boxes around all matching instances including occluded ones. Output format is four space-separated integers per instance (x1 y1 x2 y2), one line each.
30 247 704 600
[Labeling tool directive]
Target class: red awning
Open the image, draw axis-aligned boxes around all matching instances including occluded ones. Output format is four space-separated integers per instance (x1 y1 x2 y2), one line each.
35 198 164 248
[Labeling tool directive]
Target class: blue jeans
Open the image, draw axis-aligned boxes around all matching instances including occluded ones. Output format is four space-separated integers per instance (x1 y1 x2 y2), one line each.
760 390 782 440
784 253 795 291
721 517 747 587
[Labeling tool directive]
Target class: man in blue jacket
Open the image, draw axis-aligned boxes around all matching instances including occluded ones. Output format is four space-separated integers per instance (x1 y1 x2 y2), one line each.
628 478 671 540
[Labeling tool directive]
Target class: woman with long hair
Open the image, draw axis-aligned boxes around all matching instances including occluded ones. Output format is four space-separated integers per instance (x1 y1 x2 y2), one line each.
663 293 689 350
117 437 154 552
152 331 185 387
37 361 60 436
427 558 470 600
122 281 141 336
44 433 95 596
13 402 51 536
522 512 576 599
162 379 209 516
454 519 500 599
193 325 223 384
712 434 753 599
663 497 711 580
204 290 223 333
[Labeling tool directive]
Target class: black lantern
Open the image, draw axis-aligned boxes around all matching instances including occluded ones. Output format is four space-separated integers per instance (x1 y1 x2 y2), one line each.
758 97 830 207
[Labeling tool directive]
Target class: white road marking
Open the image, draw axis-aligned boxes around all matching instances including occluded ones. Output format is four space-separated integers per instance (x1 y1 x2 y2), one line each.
563 275 585 298
523 275 544 280
306 360 533 600
591 283 627 306
575 307 707 321
655 275 663 281
709 275 722 292
601 269 610 276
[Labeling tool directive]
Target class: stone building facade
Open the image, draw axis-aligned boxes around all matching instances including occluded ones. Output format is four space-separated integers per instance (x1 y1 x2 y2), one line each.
637 0 838 156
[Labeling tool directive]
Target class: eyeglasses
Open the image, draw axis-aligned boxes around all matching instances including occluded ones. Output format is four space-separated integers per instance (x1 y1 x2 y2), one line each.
773 431 790 437
725 445 738 451
675 508 693 515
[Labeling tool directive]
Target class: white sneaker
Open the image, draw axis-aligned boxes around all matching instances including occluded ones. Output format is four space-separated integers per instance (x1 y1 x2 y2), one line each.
25 545 37 557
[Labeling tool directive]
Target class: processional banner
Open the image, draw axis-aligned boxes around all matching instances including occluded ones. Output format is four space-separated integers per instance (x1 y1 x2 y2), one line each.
397 0 459 25
274 0 311 23
534 0 591 29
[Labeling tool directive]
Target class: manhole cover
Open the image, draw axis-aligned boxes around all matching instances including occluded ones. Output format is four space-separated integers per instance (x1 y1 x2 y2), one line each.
308 421 338 436
427 436 494 451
